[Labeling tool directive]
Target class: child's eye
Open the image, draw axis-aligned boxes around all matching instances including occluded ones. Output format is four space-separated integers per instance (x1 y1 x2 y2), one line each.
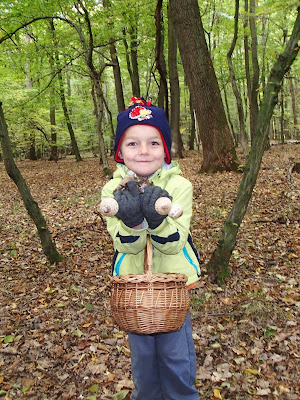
150 141 160 146
127 142 137 146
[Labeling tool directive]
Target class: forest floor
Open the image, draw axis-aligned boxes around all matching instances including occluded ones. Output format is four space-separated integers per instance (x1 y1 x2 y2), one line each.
0 144 299 400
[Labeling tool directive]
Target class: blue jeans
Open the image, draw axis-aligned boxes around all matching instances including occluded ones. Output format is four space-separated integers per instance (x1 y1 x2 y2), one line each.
128 313 199 400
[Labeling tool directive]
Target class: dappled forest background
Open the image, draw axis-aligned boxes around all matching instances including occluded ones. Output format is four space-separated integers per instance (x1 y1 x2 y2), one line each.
0 0 300 399
0 0 299 163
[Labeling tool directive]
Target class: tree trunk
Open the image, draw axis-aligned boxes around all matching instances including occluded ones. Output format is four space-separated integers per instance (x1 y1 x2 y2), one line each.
74 0 111 174
243 0 252 135
50 19 82 162
155 0 169 115
122 25 140 98
206 7 300 284
103 0 125 112
280 89 285 144
289 76 299 139
222 81 237 146
93 79 111 174
169 0 238 173
25 34 37 161
109 40 125 112
189 94 196 151
0 103 64 264
49 83 58 161
249 0 260 142
102 93 115 155
227 0 248 157
29 133 37 160
168 4 183 158
48 50 58 162
58 70 82 162
130 25 140 98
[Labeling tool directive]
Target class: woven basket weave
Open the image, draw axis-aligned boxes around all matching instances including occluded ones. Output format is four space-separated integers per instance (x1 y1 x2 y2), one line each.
110 236 190 334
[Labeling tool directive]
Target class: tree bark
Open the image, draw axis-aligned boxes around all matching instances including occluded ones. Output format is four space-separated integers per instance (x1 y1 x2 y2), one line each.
227 0 248 157
25 34 37 161
243 0 252 135
48 41 58 162
189 94 196 151
50 20 82 162
206 7 300 284
289 76 299 139
123 21 140 98
249 0 260 142
75 0 111 174
103 0 125 113
168 3 183 158
130 24 140 98
155 0 169 114
222 81 237 146
109 40 125 112
0 103 64 264
169 0 238 172
49 81 58 161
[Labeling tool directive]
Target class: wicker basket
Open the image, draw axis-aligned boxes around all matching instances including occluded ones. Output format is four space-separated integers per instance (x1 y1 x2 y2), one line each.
110 235 190 334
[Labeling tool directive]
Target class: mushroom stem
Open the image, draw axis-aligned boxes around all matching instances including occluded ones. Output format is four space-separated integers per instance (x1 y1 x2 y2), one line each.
99 196 183 219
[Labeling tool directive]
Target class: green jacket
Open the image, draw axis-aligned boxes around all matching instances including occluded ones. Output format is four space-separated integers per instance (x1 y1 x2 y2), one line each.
101 162 200 286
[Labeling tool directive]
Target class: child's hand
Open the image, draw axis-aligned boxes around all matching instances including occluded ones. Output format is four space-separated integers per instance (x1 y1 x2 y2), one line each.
141 186 172 229
114 180 144 228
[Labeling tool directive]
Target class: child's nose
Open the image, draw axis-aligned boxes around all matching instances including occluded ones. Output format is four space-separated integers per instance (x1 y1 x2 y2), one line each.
139 143 149 154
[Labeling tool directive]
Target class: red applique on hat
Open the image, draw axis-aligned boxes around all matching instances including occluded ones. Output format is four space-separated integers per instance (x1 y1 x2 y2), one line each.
129 106 153 121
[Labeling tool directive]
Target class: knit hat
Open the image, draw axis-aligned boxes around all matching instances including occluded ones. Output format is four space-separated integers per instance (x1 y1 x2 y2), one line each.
114 97 172 164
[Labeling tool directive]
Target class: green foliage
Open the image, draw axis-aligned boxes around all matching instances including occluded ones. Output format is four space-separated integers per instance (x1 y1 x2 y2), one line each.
0 0 299 160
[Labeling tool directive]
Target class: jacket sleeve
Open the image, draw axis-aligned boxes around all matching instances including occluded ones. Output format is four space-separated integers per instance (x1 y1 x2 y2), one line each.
101 179 147 254
148 178 193 255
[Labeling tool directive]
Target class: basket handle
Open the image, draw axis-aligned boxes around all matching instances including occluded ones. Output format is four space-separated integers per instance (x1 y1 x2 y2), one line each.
144 235 153 275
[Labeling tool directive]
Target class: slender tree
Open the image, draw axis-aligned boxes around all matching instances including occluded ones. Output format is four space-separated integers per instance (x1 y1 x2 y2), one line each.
103 0 125 113
122 18 141 98
227 0 248 157
155 0 169 113
0 103 64 263
168 3 183 158
206 7 300 284
50 20 82 162
48 53 58 161
248 0 260 141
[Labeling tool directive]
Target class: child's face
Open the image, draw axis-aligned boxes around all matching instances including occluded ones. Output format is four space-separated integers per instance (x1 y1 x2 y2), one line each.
118 125 166 177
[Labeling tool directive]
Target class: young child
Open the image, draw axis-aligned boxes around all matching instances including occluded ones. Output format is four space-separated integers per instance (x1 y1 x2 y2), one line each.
101 97 200 400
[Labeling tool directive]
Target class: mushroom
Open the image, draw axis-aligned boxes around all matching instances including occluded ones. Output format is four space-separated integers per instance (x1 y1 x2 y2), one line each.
99 176 182 219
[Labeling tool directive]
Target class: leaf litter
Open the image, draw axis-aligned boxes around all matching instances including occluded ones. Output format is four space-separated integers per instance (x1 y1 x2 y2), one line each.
0 144 299 399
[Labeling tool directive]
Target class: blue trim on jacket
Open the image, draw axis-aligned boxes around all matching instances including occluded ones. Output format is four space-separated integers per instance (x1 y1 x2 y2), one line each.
183 246 200 277
115 253 126 276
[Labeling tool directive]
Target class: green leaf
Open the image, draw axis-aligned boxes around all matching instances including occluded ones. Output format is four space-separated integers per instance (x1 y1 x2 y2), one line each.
264 327 277 338
88 384 98 393
22 386 31 394
4 335 14 344
12 383 21 389
87 396 97 400
112 389 130 400
73 328 83 338
85 303 93 312
70 284 80 291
